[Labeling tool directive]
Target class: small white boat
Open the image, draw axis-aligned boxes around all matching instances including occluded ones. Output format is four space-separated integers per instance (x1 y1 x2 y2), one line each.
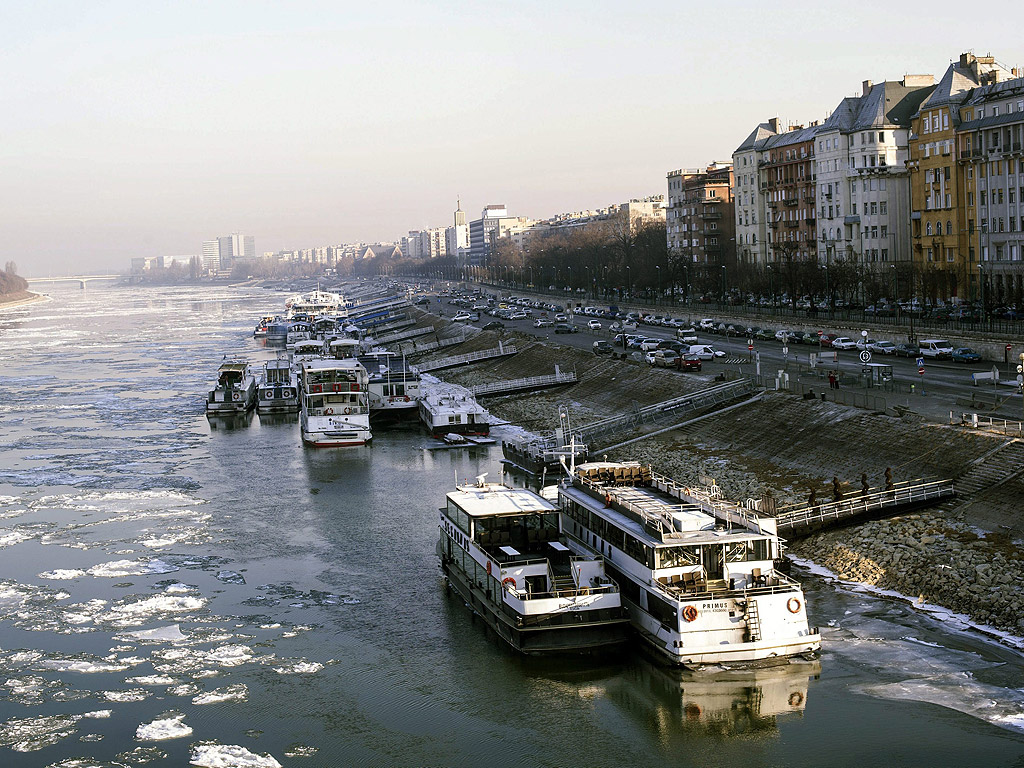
438 477 631 654
206 358 257 415
256 356 299 414
299 358 372 447
419 391 489 437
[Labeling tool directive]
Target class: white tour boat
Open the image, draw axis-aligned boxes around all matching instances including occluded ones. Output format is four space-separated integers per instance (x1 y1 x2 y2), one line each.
299 358 372 446
359 351 422 424
557 462 820 667
206 358 257 415
287 290 345 319
439 477 631 654
419 390 489 437
256 356 299 414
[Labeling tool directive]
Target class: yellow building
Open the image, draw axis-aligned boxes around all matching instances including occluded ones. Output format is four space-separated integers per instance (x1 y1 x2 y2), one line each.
908 53 1015 302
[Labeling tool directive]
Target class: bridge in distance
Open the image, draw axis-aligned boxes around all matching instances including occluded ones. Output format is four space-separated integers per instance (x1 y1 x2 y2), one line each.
26 275 121 288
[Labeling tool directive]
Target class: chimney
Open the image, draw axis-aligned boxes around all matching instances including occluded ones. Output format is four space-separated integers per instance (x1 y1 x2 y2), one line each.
902 74 935 88
768 117 782 133
862 79 873 96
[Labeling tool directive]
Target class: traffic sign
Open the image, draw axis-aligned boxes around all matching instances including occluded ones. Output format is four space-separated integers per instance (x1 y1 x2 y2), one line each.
916 357 925 367
748 344 754 351
1006 344 1013 351
782 346 789 356
859 350 872 363
918 367 925 375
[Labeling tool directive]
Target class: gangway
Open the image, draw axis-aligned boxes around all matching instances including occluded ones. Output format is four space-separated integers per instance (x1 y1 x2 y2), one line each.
575 379 759 448
469 368 577 398
415 343 519 373
771 479 955 538
374 326 434 345
399 333 465 356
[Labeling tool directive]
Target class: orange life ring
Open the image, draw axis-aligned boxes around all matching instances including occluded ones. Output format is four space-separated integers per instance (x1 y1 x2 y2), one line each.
324 407 334 415
403 395 410 402
344 407 352 415
682 605 698 622
351 383 360 392
486 561 492 575
788 691 804 707
310 384 322 393
502 577 516 590
787 597 801 614
232 392 241 401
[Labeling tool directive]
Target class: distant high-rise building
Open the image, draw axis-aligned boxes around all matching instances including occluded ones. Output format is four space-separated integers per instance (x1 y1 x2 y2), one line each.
446 199 470 260
203 233 256 272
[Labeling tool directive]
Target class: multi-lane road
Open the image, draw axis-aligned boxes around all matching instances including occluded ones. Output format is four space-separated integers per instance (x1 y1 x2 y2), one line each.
423 294 1024 420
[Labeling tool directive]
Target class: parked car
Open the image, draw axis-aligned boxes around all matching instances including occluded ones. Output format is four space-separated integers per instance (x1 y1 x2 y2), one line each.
593 340 614 355
639 338 663 352
481 321 504 330
452 311 475 322
756 328 775 341
775 330 793 343
650 349 681 368
919 339 954 359
687 344 721 361
699 318 716 331
952 347 981 363
790 331 807 345
894 343 920 358
676 327 698 344
679 356 703 372
868 340 897 355
554 313 569 322
831 337 858 350
554 323 578 334
587 319 602 330
533 318 553 328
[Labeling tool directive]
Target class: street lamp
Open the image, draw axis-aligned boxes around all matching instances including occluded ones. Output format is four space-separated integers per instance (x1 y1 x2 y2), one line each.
824 264 830 318
979 263 986 327
720 265 727 306
626 265 631 299
655 265 661 306
567 265 572 294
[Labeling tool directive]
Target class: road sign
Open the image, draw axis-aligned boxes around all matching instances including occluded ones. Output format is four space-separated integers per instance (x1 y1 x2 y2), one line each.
918 367 925 375
859 350 872 363
916 357 925 367
1006 344 1013 351
748 344 754 351
782 346 789 356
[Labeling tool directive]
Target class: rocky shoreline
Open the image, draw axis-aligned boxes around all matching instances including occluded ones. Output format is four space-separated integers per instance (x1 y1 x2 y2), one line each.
0 290 46 309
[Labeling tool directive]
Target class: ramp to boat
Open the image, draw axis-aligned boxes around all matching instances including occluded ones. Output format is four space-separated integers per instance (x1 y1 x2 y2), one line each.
771 479 956 538
470 368 577 398
416 343 519 373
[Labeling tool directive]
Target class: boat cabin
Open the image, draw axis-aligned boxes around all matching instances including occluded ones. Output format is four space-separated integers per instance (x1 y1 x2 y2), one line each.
216 362 248 389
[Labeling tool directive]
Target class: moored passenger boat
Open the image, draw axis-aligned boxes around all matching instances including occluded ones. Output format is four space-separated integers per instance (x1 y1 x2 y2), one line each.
359 351 421 424
419 390 489 436
557 462 820 667
256 356 299 414
438 478 631 654
206 358 257 415
299 359 372 446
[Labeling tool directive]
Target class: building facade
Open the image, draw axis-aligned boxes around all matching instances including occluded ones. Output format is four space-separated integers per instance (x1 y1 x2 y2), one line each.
666 163 735 271
759 125 820 263
733 119 779 266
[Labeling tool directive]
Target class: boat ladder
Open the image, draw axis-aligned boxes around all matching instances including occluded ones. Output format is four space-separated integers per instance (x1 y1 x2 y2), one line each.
745 597 762 642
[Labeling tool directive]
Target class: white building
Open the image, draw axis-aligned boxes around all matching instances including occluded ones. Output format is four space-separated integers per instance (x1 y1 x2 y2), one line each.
733 118 780 265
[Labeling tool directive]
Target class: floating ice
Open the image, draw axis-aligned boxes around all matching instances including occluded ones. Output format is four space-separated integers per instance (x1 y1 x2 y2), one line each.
122 624 188 643
191 683 249 705
81 710 112 719
136 712 192 741
103 594 206 627
98 688 150 702
38 569 87 580
0 529 35 547
36 658 131 674
0 713 82 752
189 743 282 768
87 558 179 578
271 660 324 675
205 644 255 667
126 675 176 686
283 744 319 757
115 746 168 764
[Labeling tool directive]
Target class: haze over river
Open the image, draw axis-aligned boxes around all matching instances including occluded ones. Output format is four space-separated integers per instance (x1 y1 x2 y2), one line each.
1 284 1023 767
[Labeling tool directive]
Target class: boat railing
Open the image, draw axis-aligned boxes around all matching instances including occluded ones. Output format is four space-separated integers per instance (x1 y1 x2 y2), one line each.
651 471 770 535
509 582 618 601
309 406 369 417
653 570 802 600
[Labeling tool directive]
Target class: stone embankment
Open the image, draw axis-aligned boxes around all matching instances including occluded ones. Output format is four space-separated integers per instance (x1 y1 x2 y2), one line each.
414 309 1024 637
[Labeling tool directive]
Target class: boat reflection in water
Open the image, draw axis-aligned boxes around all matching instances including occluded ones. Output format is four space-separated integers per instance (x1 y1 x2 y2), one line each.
613 658 821 738
206 411 255 431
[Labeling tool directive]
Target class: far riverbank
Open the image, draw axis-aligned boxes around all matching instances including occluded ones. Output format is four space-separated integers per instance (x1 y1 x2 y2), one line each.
0 290 48 310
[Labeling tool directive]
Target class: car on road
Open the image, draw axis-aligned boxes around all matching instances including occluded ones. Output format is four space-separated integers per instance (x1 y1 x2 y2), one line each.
680 356 703 372
508 311 527 320
952 347 982 363
481 321 504 330
554 323 578 334
452 311 475 322
756 328 775 341
587 319 602 330
639 338 663 352
894 343 920 358
699 318 716 331
831 337 858 350
593 340 614 355
920 339 954 359
650 349 681 368
676 327 698 344
775 329 793 342
414 297 431 306
868 340 897 355
855 337 877 351
533 318 554 328
554 313 569 322
687 344 720 361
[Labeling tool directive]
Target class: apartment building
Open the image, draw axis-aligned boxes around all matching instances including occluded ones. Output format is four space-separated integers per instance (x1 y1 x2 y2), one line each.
760 125 820 263
815 77 933 271
666 163 735 268
733 119 780 265
958 75 1024 306
908 53 1017 300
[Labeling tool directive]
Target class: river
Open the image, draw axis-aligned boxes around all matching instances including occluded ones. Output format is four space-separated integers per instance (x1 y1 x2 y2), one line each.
0 283 1022 767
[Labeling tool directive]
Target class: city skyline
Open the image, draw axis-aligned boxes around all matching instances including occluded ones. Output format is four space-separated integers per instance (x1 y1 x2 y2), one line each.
3 0 1021 275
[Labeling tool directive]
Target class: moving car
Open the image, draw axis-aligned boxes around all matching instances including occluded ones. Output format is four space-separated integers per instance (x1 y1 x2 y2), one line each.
593 340 614 355
868 340 897 355
680 356 703 372
533 318 554 328
676 327 698 344
481 321 504 330
687 344 721 361
587 319 602 330
452 311 476 322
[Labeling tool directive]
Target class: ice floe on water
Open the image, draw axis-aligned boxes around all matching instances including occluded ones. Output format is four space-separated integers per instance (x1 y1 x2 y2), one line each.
189 742 282 768
215 570 246 585
283 743 319 758
35 654 134 674
120 623 188 643
87 557 179 578
205 644 255 667
98 688 151 703
135 712 192 741
0 713 82 751
192 683 249 705
126 674 177 686
102 594 207 627
271 660 324 675
39 569 87 580
115 746 167 763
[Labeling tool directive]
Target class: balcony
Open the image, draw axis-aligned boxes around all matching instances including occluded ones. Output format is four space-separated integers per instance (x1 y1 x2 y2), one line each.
785 221 799 228
804 215 816 224
700 211 722 220
705 244 723 254
701 196 722 204
783 198 798 207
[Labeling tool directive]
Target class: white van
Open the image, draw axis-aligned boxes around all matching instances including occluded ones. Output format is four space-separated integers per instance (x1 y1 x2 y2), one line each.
688 344 719 361
919 339 953 359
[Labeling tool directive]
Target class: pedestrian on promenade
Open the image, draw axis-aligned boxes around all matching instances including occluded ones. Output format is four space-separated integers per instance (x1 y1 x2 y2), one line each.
828 371 837 390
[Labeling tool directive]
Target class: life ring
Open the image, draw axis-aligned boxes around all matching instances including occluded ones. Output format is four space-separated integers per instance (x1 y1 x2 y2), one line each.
502 577 516 590
787 597 801 614
486 561 492 575
344 407 352 415
283 389 293 398
403 395 410 402
788 691 804 707
351 383 360 392
682 605 698 623
232 392 241 401
324 407 334 415
310 384 322 393
334 382 344 392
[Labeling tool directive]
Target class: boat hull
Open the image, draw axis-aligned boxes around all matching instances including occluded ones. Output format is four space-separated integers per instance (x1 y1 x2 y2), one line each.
440 556 630 655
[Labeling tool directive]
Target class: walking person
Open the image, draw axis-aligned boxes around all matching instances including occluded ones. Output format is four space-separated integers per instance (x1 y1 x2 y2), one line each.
828 371 837 390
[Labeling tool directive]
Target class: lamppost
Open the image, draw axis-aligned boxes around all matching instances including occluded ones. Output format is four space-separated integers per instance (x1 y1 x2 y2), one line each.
626 266 631 300
529 265 534 288
683 264 689 305
979 263 986 328
824 264 830 318
567 266 572 296
720 265 727 306
655 265 661 306
767 263 775 313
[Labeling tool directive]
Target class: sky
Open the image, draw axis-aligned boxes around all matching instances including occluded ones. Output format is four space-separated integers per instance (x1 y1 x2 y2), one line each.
3 0 1022 276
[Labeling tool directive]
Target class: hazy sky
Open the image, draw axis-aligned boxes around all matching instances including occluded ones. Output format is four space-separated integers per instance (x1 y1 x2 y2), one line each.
4 1 1021 275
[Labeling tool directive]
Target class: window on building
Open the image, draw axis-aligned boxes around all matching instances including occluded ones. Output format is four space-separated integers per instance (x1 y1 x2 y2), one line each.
926 222 932 236
881 248 889 261
946 220 952 235
880 201 887 215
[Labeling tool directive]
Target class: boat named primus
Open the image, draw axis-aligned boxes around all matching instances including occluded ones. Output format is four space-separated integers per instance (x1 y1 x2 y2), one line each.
558 462 820 666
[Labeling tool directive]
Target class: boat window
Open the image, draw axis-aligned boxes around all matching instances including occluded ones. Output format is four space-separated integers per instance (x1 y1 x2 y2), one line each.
446 501 470 535
724 539 770 562
645 589 676 628
656 545 701 569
